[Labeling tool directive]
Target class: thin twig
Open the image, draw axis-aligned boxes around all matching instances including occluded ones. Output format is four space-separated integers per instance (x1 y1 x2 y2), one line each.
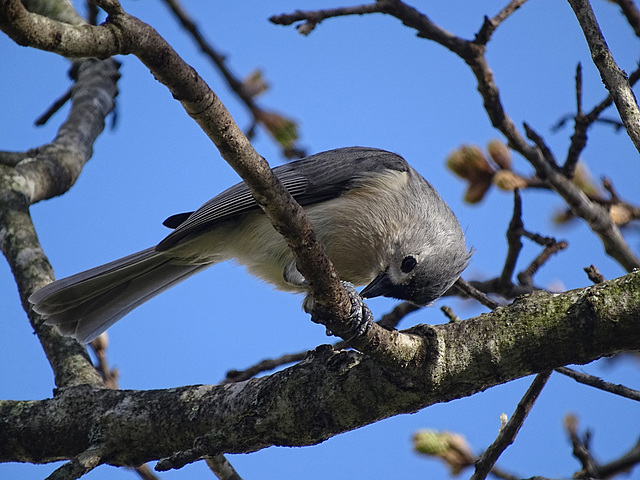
471 372 552 480
499 190 524 289
205 454 244 480
475 0 528 45
223 352 307 383
517 240 568 287
455 277 501 310
223 301 421 383
584 265 605 284
269 4 383 32
586 62 640 124
564 63 585 176
598 438 640 478
565 61 640 175
440 305 461 323
376 301 421 329
161 0 304 158
524 123 559 169
564 414 599 477
34 86 72 126
610 0 640 38
556 366 640 401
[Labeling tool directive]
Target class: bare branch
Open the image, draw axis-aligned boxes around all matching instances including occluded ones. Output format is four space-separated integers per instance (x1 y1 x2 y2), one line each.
471 372 552 480
205 455 244 480
269 4 383 34
564 414 600 477
161 0 304 158
34 85 72 126
223 351 307 383
0 59 119 389
2 271 640 465
454 277 501 310
440 305 461 323
556 366 640 401
45 445 106 480
598 438 640 478
584 265 606 284
517 240 568 287
609 0 640 38
17 58 120 203
499 190 525 289
475 0 528 45
563 61 640 175
568 0 640 156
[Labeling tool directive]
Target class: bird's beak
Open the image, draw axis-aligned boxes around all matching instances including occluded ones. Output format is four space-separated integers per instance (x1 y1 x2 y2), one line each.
360 271 393 299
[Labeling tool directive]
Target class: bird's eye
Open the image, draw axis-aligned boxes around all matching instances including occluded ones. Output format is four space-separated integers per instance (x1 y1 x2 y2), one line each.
401 256 417 273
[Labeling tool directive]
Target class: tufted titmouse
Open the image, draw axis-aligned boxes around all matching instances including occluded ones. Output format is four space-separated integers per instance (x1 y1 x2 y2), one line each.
29 147 470 343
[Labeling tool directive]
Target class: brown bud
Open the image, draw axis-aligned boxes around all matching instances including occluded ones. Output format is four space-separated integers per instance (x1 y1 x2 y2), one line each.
446 145 493 180
492 170 528 191
609 204 633 226
90 332 109 354
464 179 492 204
564 413 579 435
241 69 269 98
256 110 299 149
553 209 576 225
413 429 475 475
487 139 512 170
573 162 600 198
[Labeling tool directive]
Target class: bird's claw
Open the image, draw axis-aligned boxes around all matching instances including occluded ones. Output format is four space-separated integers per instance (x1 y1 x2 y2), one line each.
306 281 373 343
340 282 373 342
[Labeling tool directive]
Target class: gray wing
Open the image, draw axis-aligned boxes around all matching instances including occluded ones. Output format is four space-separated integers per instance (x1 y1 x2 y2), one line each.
156 147 409 251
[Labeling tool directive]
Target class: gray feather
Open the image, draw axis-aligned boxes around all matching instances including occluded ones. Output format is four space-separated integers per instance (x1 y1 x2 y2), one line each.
29 248 210 343
157 147 408 250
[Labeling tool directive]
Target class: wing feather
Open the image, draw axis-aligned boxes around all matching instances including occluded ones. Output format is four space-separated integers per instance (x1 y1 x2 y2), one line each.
156 147 408 250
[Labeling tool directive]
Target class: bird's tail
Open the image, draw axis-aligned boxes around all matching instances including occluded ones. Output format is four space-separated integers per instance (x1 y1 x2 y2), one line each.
29 247 210 343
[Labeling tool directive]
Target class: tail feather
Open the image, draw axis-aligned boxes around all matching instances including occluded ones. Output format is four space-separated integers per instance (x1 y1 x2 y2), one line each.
29 248 211 343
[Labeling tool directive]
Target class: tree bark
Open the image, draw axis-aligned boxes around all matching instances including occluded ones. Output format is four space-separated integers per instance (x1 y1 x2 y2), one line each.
2 270 639 468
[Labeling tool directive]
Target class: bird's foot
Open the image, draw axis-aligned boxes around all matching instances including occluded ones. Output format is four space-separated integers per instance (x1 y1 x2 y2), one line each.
305 281 373 343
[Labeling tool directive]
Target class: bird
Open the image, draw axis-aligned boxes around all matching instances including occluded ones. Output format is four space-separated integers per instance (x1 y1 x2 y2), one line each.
29 147 471 343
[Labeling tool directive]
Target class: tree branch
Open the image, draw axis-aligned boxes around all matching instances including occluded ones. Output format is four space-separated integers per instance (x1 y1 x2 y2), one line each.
2 270 639 466
0 0 426 363
0 14 119 388
273 0 640 272
471 372 552 480
567 0 640 156
555 366 640 401
160 0 304 158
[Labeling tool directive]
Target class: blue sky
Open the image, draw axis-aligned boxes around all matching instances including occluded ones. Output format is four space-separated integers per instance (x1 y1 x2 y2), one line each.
1 1 639 479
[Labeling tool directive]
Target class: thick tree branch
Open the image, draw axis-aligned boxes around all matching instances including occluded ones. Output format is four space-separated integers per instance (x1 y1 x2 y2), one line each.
1 270 639 467
0 0 119 390
0 164 104 388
